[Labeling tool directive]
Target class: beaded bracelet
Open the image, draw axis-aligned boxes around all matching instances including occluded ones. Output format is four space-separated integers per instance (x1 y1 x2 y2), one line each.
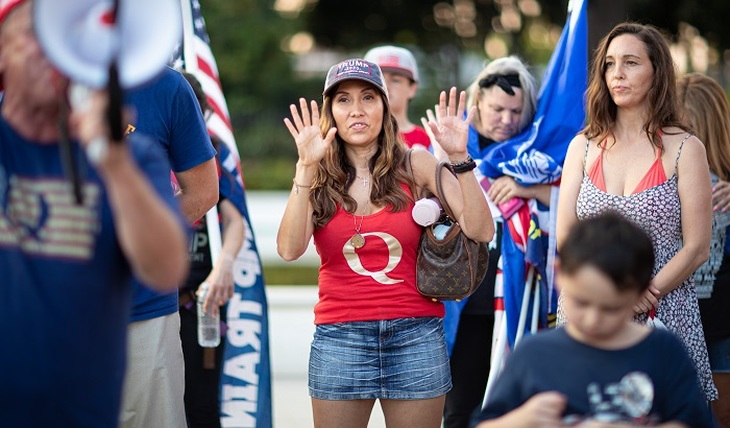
292 179 312 195
450 156 477 173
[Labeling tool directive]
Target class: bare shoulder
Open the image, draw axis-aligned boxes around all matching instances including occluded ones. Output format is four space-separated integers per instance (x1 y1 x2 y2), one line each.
567 132 601 154
409 147 438 171
567 132 589 150
662 128 705 160
661 126 697 146
564 132 598 166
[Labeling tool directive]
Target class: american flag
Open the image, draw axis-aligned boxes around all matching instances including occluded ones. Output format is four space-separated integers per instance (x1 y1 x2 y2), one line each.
176 1 273 426
178 0 236 152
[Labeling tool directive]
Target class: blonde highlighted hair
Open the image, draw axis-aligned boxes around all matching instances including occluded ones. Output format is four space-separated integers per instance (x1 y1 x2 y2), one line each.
677 73 730 180
466 56 538 134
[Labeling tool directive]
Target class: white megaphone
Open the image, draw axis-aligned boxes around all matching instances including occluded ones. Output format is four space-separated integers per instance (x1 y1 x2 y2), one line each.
33 0 182 89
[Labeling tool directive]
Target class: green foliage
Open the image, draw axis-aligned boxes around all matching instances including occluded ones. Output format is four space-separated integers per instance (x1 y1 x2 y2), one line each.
262 263 319 286
201 0 306 168
197 0 730 191
241 157 297 190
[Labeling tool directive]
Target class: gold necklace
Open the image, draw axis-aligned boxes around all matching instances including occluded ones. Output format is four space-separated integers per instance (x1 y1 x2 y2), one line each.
350 199 368 249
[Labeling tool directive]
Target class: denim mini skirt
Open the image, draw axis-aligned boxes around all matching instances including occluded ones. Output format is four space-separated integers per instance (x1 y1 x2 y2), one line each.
308 316 452 400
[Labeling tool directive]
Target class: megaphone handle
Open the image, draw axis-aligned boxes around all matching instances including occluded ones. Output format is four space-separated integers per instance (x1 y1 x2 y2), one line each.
57 100 85 204
107 61 124 143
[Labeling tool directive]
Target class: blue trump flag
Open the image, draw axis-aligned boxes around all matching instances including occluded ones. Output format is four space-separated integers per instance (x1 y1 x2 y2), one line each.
497 0 587 348
479 0 588 185
179 1 273 426
444 0 589 362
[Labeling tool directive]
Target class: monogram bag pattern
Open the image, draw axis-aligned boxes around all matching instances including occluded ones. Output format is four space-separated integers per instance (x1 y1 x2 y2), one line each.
406 150 489 301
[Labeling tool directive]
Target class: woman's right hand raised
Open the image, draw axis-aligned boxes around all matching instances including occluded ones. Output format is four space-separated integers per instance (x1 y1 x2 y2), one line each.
283 98 337 166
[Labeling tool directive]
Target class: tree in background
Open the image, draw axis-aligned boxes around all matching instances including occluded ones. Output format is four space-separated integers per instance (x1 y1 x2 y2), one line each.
199 0 730 190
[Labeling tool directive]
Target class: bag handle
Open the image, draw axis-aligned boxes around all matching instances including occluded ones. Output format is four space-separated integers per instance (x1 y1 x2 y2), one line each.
406 150 458 222
434 161 458 222
404 148 420 199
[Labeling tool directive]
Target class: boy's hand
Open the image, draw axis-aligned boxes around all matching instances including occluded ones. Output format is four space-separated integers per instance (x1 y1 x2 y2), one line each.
516 391 567 427
420 106 449 160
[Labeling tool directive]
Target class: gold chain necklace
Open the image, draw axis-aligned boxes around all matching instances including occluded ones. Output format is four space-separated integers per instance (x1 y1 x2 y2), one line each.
350 199 369 249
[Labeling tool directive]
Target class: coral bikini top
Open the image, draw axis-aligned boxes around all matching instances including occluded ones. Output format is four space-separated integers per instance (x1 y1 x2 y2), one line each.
588 140 667 195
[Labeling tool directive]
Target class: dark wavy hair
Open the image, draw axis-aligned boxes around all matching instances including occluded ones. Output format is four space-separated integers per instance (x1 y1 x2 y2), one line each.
307 82 413 228
583 22 687 150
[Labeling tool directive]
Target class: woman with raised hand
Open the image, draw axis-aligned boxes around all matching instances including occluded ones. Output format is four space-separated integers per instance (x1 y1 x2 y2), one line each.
277 58 493 428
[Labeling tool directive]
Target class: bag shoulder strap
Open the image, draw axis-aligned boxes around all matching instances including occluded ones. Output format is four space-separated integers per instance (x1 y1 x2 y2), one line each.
435 161 458 221
404 148 420 199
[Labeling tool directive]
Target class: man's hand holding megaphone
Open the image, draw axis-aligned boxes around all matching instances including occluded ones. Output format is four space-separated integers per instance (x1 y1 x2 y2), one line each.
68 84 128 169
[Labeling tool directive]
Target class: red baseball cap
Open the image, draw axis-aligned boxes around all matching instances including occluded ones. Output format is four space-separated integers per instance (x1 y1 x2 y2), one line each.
0 0 25 27
0 0 27 91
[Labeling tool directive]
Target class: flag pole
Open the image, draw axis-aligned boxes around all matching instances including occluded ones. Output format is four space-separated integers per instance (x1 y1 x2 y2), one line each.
484 316 508 407
176 1 273 425
530 279 540 333
514 266 534 345
179 0 196 73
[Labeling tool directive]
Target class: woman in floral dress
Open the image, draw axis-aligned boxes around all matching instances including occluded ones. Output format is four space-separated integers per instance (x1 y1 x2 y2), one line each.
556 22 717 401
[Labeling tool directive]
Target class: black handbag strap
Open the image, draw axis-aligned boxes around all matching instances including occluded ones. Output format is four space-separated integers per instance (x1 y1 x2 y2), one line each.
405 150 459 222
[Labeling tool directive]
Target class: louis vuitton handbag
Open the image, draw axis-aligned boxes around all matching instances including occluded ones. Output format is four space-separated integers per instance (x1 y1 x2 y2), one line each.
407 151 489 302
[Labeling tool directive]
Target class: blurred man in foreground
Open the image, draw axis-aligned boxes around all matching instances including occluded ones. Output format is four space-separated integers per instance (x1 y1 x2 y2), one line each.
0 1 189 425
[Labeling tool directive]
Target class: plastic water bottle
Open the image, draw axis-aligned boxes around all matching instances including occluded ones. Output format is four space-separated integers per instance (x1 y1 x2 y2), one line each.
412 197 443 226
197 282 221 348
433 222 451 240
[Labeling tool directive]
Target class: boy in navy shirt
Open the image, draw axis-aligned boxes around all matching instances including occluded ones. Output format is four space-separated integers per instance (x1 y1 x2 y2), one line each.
473 213 715 427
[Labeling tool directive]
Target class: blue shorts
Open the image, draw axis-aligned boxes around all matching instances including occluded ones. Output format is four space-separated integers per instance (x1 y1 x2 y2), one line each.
309 317 452 400
707 336 730 373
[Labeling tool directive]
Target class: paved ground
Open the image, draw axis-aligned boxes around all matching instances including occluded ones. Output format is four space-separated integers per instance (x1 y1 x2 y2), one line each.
268 286 386 428
272 375 387 428
247 190 319 266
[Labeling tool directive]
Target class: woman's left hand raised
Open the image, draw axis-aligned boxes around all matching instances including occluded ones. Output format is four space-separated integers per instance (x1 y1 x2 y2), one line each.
425 87 475 159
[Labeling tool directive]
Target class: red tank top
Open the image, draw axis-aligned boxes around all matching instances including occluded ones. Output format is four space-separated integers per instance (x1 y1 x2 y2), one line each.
312 187 444 324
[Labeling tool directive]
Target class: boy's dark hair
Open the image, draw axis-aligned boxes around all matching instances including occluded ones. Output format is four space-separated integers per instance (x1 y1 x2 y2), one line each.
560 212 654 293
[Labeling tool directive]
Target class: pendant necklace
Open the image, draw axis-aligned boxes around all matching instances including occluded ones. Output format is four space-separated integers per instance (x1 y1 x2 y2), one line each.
350 199 369 249
356 175 370 188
